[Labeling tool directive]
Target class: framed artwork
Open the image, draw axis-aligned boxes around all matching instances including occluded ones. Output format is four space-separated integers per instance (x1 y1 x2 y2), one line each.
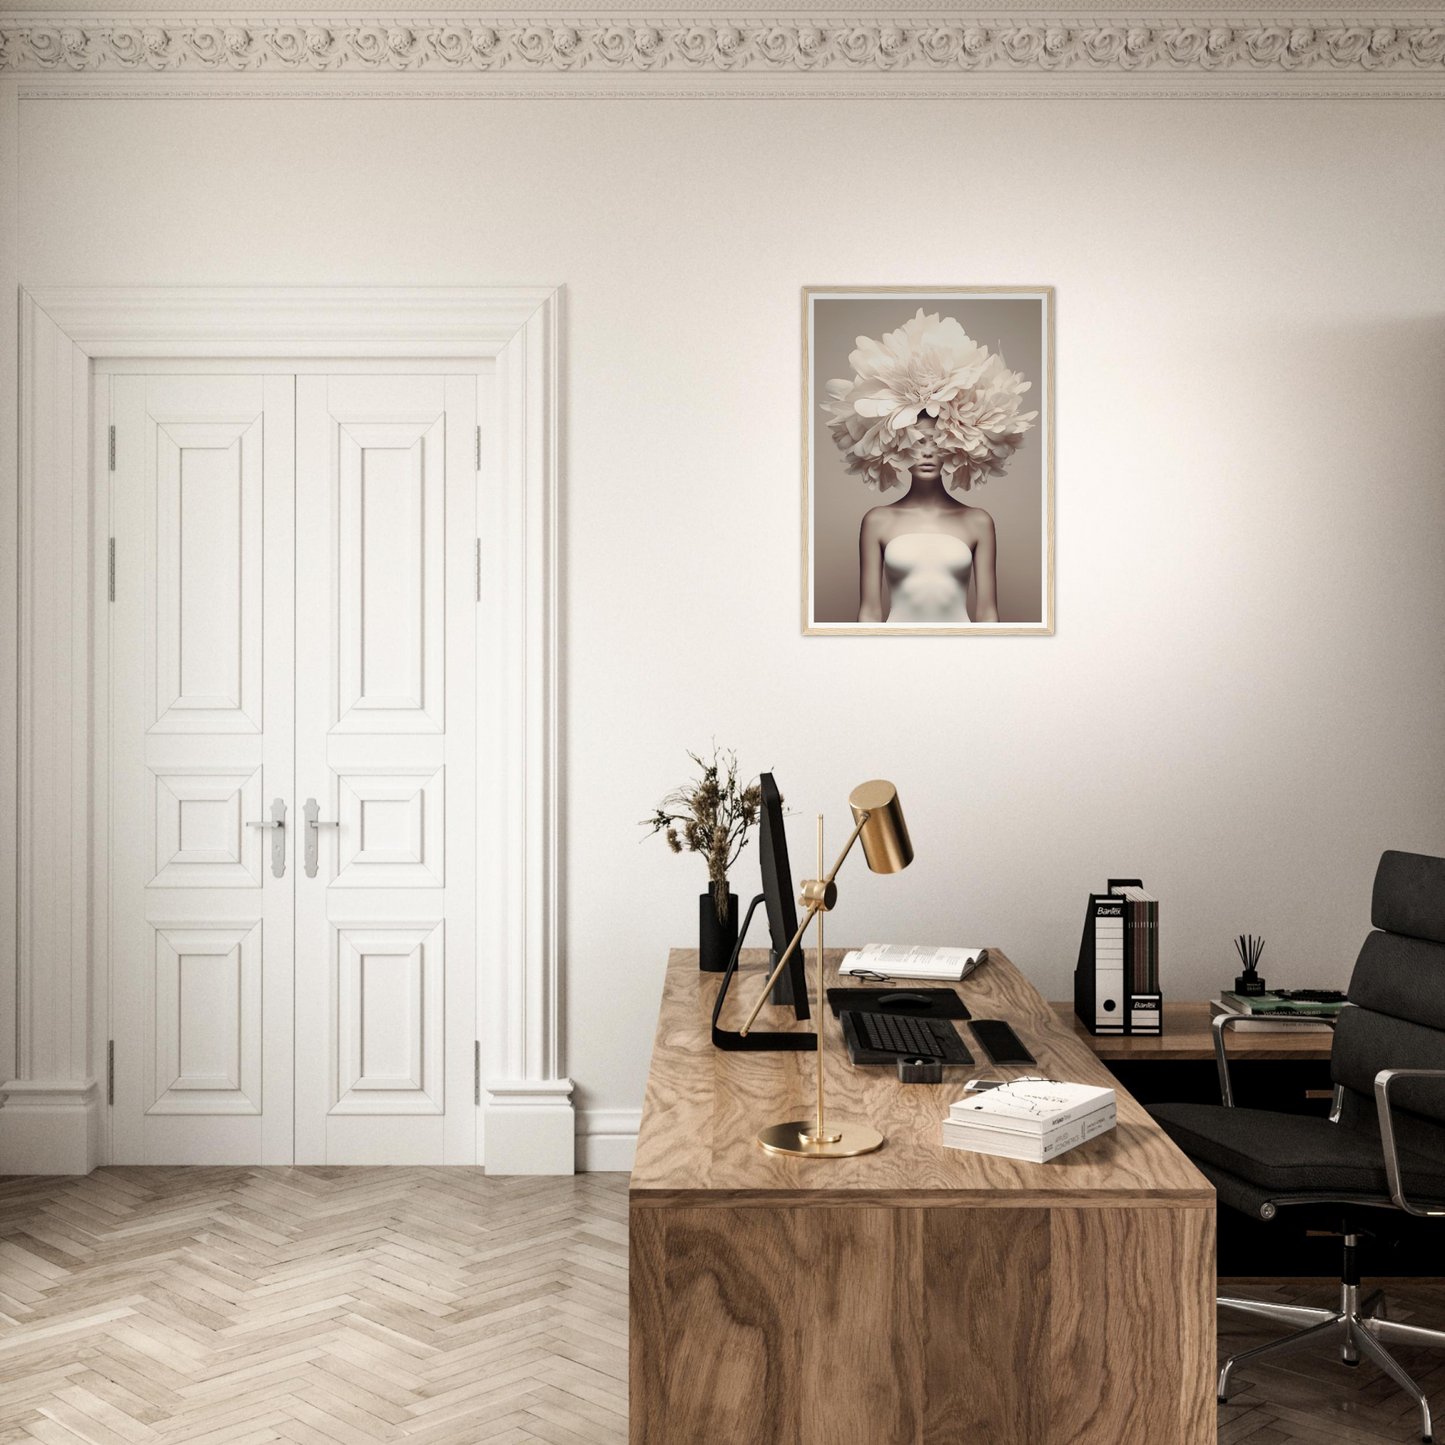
803 286 1054 635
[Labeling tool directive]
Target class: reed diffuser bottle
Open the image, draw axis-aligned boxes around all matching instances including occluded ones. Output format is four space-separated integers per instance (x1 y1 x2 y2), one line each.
1234 934 1266 996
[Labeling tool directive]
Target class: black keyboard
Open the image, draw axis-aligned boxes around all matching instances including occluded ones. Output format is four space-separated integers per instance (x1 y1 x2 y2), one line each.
843 1010 974 1064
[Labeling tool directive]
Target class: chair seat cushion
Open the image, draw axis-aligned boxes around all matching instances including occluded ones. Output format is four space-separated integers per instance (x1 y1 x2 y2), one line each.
1148 1102 1445 1198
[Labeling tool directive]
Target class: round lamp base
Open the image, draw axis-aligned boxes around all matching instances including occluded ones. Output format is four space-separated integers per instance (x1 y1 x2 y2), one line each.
756 1119 885 1158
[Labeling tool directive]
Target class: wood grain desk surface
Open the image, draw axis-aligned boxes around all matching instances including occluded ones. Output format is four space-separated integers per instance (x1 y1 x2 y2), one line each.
1053 1000 1335 1061
631 947 1212 1208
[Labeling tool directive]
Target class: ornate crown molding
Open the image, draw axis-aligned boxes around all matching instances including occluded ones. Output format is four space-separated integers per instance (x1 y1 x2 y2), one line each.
2 12 1444 88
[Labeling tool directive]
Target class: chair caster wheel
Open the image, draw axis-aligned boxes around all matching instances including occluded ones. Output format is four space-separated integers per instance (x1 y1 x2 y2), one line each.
1343 1358 1360 1367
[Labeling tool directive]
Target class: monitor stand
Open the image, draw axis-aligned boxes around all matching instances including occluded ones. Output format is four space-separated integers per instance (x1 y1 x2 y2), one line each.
711 894 816 1052
770 949 801 1008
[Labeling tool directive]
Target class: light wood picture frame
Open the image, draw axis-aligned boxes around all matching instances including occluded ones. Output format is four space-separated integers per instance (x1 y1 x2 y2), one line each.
803 286 1054 636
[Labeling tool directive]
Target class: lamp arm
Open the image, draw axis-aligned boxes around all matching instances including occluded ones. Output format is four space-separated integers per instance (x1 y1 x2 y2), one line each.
820 812 870 888
738 812 871 1037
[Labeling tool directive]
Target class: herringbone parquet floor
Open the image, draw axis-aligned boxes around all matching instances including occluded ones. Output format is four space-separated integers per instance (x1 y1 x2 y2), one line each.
0 1168 628 1445
3 1168 1444 1444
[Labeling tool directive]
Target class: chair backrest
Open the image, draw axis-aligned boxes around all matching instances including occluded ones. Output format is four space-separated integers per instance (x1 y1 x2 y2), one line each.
1331 851 1445 1150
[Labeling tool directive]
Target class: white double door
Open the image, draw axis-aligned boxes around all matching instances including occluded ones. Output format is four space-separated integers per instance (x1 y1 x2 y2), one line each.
109 371 477 1164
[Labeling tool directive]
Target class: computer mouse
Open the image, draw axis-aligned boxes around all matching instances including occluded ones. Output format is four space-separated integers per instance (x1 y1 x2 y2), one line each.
879 992 933 1010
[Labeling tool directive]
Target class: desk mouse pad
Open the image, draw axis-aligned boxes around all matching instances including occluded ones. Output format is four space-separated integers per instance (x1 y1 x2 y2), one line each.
826 987 970 1021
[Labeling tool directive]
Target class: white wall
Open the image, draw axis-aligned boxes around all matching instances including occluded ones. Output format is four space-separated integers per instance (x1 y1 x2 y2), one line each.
16 95 1445 1151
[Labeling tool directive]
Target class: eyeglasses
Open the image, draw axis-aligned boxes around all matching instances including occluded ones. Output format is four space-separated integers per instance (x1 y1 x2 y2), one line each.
846 958 986 986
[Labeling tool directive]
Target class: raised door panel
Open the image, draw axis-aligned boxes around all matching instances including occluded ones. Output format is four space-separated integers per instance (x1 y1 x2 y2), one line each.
150 420 263 733
336 422 444 733
149 766 263 888
295 374 476 1165
332 921 443 1114
148 921 262 1115
333 767 444 889
110 374 295 1166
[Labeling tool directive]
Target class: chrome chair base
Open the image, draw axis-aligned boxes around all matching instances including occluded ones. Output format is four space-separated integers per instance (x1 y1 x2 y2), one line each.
1219 1281 1445 1442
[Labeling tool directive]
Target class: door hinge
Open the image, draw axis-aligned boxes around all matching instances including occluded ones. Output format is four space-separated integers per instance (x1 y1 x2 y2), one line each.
474 1041 481 1106
108 538 116 602
107 1040 115 1105
475 424 482 472
108 425 116 472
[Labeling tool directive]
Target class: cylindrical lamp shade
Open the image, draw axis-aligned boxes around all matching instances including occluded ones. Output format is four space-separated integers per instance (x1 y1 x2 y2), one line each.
848 780 913 874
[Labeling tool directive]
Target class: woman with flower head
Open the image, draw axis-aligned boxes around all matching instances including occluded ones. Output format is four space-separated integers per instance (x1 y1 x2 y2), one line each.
820 308 1037 625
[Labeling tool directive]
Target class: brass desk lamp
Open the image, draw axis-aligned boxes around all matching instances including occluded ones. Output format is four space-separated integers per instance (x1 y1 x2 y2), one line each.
738 780 913 1158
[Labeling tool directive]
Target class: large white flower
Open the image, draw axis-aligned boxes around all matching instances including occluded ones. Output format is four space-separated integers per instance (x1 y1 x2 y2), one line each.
820 308 1038 492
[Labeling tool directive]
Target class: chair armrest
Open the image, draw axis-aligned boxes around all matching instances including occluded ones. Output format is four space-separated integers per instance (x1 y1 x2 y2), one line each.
1212 1011 1337 1108
1374 1068 1445 1217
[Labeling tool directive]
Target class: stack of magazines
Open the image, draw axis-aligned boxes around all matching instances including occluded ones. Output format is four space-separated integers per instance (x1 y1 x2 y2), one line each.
941 1079 1117 1163
1074 879 1161 1036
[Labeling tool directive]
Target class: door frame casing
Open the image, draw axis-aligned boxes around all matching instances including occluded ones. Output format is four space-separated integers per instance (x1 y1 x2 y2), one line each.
4 286 570 1174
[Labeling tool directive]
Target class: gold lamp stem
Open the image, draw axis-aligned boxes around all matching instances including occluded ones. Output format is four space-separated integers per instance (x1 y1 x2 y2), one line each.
817 814 825 1140
800 815 841 1146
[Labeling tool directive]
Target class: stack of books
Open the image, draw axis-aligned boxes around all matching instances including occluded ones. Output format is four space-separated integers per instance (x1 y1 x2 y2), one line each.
1210 990 1345 1033
941 1079 1117 1163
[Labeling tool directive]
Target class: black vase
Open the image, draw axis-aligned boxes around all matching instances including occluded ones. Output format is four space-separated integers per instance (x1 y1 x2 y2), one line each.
699 888 739 972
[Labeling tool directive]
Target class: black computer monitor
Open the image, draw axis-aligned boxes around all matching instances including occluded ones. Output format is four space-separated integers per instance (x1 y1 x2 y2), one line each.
758 773 810 1020
709 771 815 1051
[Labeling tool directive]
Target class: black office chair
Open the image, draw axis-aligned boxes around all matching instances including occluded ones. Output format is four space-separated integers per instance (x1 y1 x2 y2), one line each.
1149 849 1445 1443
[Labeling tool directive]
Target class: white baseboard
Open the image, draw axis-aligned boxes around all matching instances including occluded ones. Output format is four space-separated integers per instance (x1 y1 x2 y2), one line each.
0 1077 637 1177
483 1078 575 1175
576 1108 640 1173
0 1079 102 1175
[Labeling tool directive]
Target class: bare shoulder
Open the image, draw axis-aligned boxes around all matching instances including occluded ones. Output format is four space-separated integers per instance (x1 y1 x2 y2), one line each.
859 505 893 541
959 504 996 542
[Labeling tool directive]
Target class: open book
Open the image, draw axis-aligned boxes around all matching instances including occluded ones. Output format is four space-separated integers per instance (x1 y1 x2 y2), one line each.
839 943 987 982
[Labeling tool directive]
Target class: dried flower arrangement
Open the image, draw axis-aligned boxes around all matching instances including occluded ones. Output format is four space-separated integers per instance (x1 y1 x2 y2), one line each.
643 747 763 922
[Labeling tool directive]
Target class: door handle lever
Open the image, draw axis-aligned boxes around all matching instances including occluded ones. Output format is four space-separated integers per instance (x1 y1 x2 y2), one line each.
246 798 288 878
303 797 339 879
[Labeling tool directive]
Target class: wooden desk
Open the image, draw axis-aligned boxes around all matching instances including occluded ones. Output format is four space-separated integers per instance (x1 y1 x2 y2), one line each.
631 949 1215 1445
1052 1000 1334 1061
